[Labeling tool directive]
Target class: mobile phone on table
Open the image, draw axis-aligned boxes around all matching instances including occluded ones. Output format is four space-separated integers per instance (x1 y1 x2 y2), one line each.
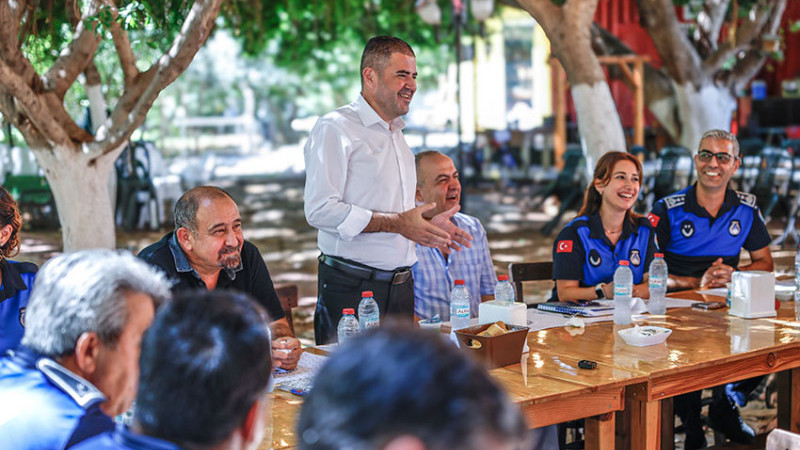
692 301 725 310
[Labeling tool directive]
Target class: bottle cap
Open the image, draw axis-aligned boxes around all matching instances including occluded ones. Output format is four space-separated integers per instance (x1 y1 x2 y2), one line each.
619 260 629 266
654 253 664 258
362 291 373 297
343 308 355 314
498 275 509 281
454 279 466 285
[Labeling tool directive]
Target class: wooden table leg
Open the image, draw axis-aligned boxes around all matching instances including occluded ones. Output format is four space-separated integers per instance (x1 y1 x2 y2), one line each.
660 397 674 450
585 413 615 450
778 368 800 432
627 384 660 450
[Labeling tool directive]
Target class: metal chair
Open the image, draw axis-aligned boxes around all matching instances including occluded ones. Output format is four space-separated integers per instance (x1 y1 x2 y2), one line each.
750 147 794 223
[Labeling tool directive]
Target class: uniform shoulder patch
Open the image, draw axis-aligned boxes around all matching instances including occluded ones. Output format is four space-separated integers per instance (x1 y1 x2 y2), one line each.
663 194 685 210
736 191 757 208
37 358 106 409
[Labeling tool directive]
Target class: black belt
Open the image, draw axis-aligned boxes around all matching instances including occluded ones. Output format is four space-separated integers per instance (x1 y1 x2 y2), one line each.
319 254 412 285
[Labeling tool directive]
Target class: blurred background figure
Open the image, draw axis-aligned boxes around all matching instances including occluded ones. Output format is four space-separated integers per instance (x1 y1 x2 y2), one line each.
297 325 529 450
0 185 37 353
75 290 273 450
0 250 171 448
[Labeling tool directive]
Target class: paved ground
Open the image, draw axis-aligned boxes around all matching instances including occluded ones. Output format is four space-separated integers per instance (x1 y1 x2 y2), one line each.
16 176 795 448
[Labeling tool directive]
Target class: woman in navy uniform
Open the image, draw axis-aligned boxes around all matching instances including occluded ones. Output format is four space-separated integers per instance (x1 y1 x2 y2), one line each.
552 151 656 302
0 185 37 353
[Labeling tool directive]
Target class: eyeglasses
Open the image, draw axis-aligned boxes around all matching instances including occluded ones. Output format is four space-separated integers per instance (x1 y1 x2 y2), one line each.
696 150 737 164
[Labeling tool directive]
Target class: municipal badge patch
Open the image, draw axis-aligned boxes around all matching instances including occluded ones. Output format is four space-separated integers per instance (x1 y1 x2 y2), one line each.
629 249 641 267
680 220 695 238
589 249 602 267
19 307 25 327
729 220 741 236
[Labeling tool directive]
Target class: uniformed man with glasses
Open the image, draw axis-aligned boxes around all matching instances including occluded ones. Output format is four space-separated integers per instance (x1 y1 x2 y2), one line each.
647 129 773 448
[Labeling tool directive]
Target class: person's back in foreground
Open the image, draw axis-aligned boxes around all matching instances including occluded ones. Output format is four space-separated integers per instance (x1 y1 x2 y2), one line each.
296 325 529 450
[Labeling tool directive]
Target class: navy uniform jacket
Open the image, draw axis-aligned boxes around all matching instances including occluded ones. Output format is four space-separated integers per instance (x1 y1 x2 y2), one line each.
552 213 657 301
73 425 182 450
649 185 771 278
0 346 115 448
0 259 37 353
138 232 285 322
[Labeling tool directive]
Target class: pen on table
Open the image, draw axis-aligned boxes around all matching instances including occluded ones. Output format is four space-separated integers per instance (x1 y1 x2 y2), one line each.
290 388 309 396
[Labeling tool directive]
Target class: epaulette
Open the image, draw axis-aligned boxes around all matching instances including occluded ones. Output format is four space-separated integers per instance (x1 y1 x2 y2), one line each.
736 191 757 208
663 194 686 210
37 358 106 409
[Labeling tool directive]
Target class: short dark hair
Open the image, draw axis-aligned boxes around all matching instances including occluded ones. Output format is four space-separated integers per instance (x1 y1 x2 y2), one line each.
173 186 235 233
360 36 415 86
133 290 273 446
297 325 527 450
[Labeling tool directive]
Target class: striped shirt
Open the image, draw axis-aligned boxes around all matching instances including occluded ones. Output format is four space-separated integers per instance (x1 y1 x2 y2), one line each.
412 213 496 320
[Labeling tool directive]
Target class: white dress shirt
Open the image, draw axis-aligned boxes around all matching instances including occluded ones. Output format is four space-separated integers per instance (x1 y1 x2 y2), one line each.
303 95 417 271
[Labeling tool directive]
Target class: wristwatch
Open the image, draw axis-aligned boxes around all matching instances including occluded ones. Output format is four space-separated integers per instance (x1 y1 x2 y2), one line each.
595 283 606 299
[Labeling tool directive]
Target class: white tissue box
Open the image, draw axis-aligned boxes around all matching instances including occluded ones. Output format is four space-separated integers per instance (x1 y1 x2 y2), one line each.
729 271 776 319
479 301 527 327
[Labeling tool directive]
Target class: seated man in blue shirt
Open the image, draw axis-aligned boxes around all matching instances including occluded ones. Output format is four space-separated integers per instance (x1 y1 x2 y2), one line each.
649 129 773 448
75 290 273 450
412 151 497 321
0 250 171 448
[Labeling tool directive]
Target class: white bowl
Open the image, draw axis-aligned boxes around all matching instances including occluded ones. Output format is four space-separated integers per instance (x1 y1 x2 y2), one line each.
617 325 672 347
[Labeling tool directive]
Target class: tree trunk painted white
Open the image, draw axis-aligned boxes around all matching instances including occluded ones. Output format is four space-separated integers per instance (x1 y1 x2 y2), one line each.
673 82 737 151
571 82 627 179
33 145 121 251
85 83 118 214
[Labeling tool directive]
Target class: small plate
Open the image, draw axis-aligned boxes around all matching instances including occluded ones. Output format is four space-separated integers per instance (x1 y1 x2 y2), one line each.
617 325 672 347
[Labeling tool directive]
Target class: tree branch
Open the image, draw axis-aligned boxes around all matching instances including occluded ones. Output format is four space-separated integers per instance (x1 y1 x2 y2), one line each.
45 1 103 99
636 0 703 86
0 58 71 145
87 0 225 156
103 0 139 86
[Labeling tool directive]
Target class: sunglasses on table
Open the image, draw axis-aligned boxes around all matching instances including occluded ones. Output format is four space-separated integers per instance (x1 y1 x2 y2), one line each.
696 150 738 164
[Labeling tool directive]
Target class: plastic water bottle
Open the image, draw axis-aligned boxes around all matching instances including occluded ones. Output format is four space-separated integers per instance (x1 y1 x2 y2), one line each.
494 275 516 305
358 291 380 330
613 261 633 325
450 279 471 331
337 308 359 344
648 253 668 315
794 243 800 289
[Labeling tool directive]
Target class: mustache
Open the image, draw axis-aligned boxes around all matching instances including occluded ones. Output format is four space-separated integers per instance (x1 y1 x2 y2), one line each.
218 245 240 257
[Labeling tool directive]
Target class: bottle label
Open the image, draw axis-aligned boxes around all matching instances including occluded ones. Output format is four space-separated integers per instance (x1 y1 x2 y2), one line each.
454 305 470 318
362 317 379 329
614 285 632 297
649 278 665 289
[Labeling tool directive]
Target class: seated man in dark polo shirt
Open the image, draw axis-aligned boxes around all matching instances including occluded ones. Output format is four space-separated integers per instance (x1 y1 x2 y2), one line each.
139 186 301 370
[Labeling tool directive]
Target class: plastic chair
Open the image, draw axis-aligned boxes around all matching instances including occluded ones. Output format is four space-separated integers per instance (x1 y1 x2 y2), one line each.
644 146 694 206
532 145 586 236
3 173 59 229
750 147 794 222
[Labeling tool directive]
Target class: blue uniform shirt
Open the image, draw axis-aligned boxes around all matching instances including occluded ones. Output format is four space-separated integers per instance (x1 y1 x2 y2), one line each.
73 424 182 450
552 213 657 301
649 185 771 278
0 259 37 353
0 346 115 448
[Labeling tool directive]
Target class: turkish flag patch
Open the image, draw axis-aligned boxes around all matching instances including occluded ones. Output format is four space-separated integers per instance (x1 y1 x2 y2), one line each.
648 213 660 228
556 240 573 253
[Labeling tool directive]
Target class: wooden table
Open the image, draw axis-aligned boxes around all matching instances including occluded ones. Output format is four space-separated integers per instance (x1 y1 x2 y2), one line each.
264 293 800 450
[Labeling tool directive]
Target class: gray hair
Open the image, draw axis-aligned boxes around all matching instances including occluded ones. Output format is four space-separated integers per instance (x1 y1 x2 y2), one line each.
173 186 235 234
699 129 739 157
21 249 171 358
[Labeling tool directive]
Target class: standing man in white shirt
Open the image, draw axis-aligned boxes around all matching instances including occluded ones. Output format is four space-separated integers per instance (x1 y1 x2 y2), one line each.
304 36 472 344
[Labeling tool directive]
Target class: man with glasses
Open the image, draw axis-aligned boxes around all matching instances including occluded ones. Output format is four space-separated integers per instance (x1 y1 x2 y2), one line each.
648 129 773 448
